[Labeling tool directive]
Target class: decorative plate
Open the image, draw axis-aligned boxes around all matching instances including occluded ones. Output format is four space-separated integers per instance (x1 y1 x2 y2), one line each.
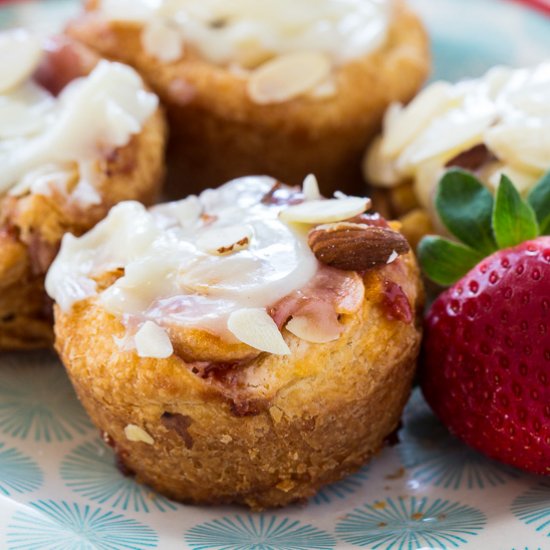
1 1 549 549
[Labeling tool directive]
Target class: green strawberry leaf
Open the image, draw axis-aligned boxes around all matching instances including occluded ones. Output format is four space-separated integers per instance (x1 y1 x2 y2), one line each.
493 175 539 248
435 169 497 255
418 236 485 286
527 171 550 234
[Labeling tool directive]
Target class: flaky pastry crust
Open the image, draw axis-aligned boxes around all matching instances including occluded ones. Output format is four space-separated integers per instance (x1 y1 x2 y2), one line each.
67 0 430 196
55 250 423 509
0 41 167 350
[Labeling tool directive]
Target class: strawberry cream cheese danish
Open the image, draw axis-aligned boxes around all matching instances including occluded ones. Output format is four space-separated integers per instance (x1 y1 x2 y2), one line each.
67 0 429 195
364 62 550 245
0 30 166 349
47 175 423 509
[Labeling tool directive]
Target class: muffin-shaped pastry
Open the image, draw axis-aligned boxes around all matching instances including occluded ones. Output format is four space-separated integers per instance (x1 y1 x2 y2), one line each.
0 30 166 350
364 62 550 246
47 175 423 509
67 0 429 196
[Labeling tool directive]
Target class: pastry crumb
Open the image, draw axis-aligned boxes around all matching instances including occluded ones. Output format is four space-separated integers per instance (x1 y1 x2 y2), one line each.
276 479 296 492
269 406 284 423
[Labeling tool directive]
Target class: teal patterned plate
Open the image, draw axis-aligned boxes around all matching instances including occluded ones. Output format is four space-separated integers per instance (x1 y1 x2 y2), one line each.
1 1 550 548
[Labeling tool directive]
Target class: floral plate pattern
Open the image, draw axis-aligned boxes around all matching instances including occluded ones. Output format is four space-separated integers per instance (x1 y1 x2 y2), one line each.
0 352 548 549
1 0 550 548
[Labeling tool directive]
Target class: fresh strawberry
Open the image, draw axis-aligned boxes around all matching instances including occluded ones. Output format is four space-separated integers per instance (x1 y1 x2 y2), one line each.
419 169 550 475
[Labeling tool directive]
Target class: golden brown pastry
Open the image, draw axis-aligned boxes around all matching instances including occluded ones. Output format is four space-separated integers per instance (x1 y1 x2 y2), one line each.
48 175 423 509
0 31 166 350
67 0 429 196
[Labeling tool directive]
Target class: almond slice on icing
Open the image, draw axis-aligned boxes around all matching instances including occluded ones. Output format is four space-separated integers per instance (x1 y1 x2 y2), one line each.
485 123 550 173
381 82 456 158
280 197 370 225
153 195 202 229
134 321 173 359
302 174 322 201
197 224 253 255
308 77 337 99
397 110 496 173
141 19 183 63
124 424 154 445
286 315 340 344
0 30 42 93
363 135 402 188
227 308 290 355
247 52 331 104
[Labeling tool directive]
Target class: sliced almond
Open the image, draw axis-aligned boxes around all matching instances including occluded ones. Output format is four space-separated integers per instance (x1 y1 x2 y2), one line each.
386 250 399 264
134 321 173 359
485 123 550 173
286 315 340 343
397 110 496 173
141 19 183 63
413 157 446 211
308 77 337 99
382 102 404 134
280 197 370 225
308 223 409 271
234 37 273 70
152 196 202 229
302 174 322 201
363 136 402 188
247 51 331 105
124 424 154 445
227 308 290 355
0 29 42 93
381 82 456 158
197 224 253 255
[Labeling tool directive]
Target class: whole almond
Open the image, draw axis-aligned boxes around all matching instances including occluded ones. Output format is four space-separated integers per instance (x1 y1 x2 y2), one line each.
308 222 410 271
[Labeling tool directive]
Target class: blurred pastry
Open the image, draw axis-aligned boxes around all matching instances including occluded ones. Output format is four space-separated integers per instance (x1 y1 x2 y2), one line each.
0 30 166 349
67 0 429 196
364 62 550 243
48 175 423 509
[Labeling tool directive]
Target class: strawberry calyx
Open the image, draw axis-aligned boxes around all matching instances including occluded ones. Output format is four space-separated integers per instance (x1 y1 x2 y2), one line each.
419 169 550 286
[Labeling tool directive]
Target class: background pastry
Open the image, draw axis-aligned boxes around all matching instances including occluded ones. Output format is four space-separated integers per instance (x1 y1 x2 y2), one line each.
364 62 550 246
0 30 166 350
67 0 429 196
47 176 423 509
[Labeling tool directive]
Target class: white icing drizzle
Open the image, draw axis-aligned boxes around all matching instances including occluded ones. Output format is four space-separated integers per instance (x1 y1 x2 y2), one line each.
99 0 390 67
0 29 158 204
0 29 42 93
366 62 550 208
46 176 370 358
